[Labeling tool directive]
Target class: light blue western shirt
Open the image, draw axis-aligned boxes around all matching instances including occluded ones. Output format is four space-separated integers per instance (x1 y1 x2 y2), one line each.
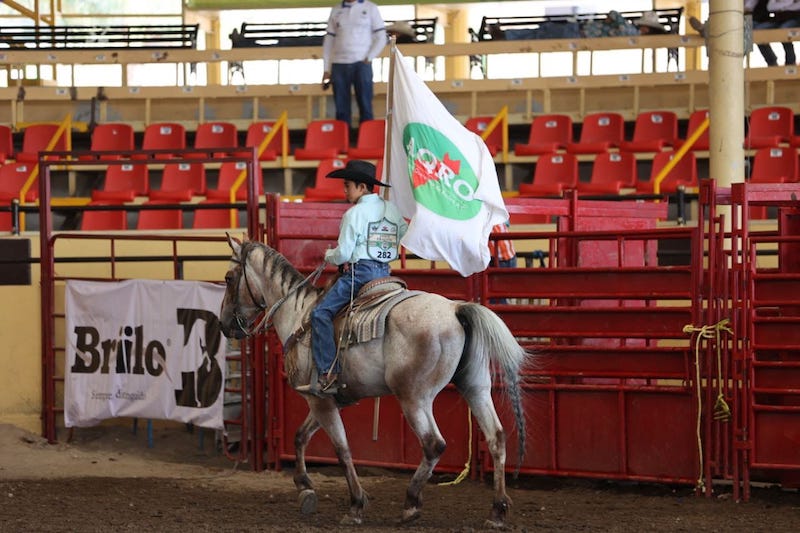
324 193 408 265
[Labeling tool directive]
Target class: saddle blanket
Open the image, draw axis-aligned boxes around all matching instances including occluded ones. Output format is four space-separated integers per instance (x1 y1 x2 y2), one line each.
335 279 423 347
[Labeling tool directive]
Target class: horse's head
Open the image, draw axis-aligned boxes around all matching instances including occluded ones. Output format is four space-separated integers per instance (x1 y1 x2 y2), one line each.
219 233 266 339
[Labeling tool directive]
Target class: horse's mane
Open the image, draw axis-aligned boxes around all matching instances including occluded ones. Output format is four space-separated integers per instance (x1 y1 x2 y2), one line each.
245 240 322 301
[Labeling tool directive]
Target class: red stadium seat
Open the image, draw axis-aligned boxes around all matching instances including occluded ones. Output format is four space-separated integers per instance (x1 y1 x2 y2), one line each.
192 200 243 229
465 116 503 156
347 119 385 160
304 158 348 201
80 202 128 231
748 146 798 219
749 147 797 184
744 106 794 149
637 150 697 193
514 114 573 156
0 162 37 230
0 207 11 231
188 121 239 158
205 161 263 201
90 189 136 203
619 111 677 153
92 163 149 200
134 122 186 160
294 119 350 161
674 109 709 152
150 162 206 198
566 112 624 154
17 124 67 162
0 124 15 163
82 123 135 160
245 121 285 161
578 151 637 194
517 153 578 196
0 162 38 202
137 202 184 230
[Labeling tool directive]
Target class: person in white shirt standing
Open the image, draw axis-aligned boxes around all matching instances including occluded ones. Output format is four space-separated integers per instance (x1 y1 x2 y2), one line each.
322 0 387 129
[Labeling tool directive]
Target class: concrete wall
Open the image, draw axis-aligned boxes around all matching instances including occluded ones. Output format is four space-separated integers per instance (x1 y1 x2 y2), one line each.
0 235 41 433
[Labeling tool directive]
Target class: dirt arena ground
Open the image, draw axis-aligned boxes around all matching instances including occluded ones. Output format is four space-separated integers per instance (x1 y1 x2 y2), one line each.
0 422 797 532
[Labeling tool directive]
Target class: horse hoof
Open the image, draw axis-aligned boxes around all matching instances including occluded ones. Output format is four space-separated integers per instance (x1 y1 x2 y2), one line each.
339 514 363 526
298 489 317 515
483 518 506 530
400 507 421 524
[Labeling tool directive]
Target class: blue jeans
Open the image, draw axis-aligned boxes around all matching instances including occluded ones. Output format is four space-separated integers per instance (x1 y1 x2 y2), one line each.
754 19 800 66
330 61 374 128
311 259 389 375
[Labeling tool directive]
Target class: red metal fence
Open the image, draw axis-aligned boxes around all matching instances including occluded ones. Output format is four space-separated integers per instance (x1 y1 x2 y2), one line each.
701 181 800 500
39 173 800 499
38 152 265 467
262 194 715 489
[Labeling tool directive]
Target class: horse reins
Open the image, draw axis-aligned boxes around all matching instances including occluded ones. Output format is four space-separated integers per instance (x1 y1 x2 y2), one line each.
233 242 326 337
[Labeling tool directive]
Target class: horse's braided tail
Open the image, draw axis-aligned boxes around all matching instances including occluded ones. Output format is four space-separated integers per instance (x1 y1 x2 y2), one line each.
456 302 529 476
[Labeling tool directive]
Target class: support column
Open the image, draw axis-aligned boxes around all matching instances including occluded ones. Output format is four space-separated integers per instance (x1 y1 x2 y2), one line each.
185 9 222 85
444 6 470 80
415 4 470 79
708 0 745 193
208 17 222 85
684 0 704 71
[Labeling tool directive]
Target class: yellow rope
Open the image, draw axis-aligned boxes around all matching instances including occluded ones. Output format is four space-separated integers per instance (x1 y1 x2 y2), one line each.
438 408 472 486
682 318 734 491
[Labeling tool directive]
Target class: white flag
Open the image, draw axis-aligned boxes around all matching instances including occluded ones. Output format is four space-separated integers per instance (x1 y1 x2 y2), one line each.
386 48 508 277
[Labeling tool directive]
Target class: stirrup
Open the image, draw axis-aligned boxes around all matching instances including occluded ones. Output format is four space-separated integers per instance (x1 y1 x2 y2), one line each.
318 374 339 395
295 367 320 394
295 368 338 397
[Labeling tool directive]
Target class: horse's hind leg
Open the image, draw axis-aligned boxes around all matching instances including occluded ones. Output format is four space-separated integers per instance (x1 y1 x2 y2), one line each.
460 387 511 529
293 413 320 515
398 399 446 524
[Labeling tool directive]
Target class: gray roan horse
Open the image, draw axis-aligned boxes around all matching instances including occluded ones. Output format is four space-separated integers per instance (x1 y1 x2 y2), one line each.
219 235 531 528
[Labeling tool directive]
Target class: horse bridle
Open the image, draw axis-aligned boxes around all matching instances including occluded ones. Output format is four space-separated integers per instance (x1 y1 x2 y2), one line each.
228 243 268 336
228 242 326 337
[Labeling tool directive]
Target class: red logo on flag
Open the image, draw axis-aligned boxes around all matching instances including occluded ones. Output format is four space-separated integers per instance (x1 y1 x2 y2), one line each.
411 152 461 188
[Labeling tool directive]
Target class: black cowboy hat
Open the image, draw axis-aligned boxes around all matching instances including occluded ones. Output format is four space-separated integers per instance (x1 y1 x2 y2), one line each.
326 160 391 188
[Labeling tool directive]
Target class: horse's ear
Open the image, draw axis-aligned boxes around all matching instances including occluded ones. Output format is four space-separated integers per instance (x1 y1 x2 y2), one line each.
226 232 242 255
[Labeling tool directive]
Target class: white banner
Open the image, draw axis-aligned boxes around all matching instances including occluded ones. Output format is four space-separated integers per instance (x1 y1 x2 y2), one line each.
64 279 227 430
387 47 508 277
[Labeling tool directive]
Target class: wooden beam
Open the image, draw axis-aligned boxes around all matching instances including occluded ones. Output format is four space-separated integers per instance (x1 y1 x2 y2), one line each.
3 0 53 25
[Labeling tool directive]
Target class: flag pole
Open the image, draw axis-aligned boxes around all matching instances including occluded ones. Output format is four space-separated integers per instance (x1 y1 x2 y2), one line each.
382 36 397 201
373 36 397 428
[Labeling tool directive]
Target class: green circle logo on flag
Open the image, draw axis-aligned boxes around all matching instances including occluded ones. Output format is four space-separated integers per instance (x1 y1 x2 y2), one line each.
402 123 482 220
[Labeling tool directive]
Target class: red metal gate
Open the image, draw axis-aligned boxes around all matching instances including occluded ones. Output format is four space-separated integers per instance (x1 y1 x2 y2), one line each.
704 181 800 500
481 198 706 487
38 151 266 467
262 193 720 490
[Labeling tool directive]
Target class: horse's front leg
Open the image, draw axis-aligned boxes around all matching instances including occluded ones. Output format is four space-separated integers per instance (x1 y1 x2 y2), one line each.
293 413 321 515
309 398 368 525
